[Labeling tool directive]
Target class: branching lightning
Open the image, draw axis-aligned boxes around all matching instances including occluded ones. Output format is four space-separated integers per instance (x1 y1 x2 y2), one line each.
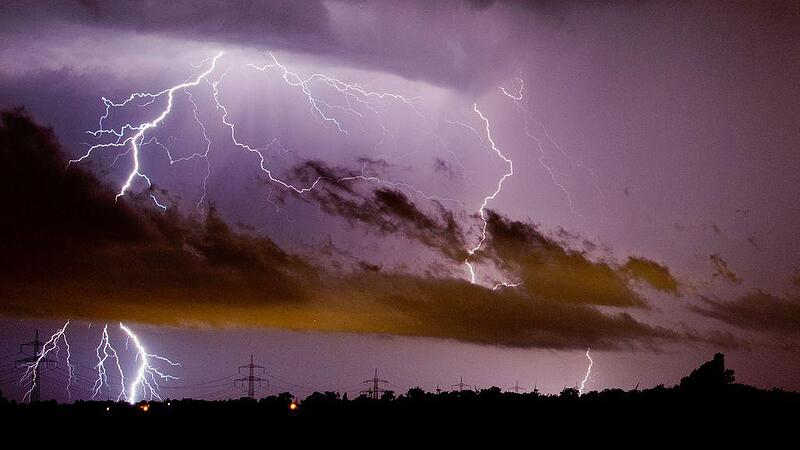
92 323 127 401
499 77 576 214
248 52 425 135
18 320 75 402
71 52 566 289
120 323 180 404
464 104 514 285
70 52 223 209
499 77 604 214
72 50 460 202
492 281 523 291
579 347 593 395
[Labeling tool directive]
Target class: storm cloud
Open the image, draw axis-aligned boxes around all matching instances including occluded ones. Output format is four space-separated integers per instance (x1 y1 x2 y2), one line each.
0 0 556 93
0 108 694 350
693 291 800 339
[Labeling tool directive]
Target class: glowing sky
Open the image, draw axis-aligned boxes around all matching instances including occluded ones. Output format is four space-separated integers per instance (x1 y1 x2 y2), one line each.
1 0 799 402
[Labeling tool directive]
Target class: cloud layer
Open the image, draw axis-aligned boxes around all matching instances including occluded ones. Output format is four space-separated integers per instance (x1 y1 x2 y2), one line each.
0 108 691 350
694 291 800 338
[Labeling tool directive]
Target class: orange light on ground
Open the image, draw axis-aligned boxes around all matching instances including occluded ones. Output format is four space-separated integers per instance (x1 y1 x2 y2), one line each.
289 402 298 411
140 404 150 412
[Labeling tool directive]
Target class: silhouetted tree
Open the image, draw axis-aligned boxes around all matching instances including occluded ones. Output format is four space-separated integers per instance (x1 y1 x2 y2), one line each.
406 387 425 401
680 353 735 392
559 387 579 399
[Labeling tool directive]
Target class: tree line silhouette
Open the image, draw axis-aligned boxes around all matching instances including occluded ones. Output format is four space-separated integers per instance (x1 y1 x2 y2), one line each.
1 353 798 431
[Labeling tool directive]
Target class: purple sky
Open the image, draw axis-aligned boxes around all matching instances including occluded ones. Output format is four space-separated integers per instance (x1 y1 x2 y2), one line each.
1 0 799 402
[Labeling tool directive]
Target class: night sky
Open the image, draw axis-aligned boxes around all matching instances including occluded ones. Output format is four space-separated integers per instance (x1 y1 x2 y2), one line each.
1 0 799 402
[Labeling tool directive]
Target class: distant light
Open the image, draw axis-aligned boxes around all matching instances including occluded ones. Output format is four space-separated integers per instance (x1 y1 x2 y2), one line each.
167 402 171 406
140 404 150 412
289 402 298 411
106 406 110 412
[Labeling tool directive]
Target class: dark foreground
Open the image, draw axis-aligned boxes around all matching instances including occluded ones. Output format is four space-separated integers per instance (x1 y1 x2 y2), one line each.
2 354 799 438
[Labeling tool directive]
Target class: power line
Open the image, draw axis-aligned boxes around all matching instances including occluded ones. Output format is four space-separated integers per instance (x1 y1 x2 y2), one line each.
160 374 238 390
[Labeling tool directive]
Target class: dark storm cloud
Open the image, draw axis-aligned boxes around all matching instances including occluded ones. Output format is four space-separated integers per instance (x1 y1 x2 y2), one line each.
709 253 742 285
324 273 679 350
0 109 699 350
3 0 332 47
299 167 683 308
293 160 468 262
0 108 314 312
0 0 570 92
621 256 681 295
480 211 677 307
693 291 800 338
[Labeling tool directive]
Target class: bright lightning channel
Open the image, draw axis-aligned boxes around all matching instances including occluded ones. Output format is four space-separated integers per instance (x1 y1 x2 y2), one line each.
120 323 180 404
92 323 127 401
492 281 524 291
464 104 514 285
579 348 593 395
18 320 75 402
70 52 224 209
75 51 520 286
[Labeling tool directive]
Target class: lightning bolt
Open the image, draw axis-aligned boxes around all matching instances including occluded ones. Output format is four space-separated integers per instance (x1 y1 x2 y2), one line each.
69 52 223 209
499 77 577 214
579 347 593 395
74 51 532 287
18 320 75 402
92 323 127 401
464 104 514 285
120 323 179 404
207 72 326 195
492 281 523 291
229 52 454 201
248 52 425 135
499 76 604 214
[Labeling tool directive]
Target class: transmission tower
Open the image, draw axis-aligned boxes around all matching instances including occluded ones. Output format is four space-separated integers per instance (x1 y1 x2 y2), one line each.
507 380 526 394
361 368 388 400
16 330 57 403
234 355 267 399
451 376 471 392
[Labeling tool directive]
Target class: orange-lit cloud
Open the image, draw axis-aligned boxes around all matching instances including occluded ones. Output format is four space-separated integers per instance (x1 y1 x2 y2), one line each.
0 108 701 350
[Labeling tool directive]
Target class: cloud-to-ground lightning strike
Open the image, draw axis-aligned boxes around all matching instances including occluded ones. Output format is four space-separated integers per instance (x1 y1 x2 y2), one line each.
120 323 180 404
465 104 515 285
18 321 75 402
92 323 127 401
579 348 593 395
